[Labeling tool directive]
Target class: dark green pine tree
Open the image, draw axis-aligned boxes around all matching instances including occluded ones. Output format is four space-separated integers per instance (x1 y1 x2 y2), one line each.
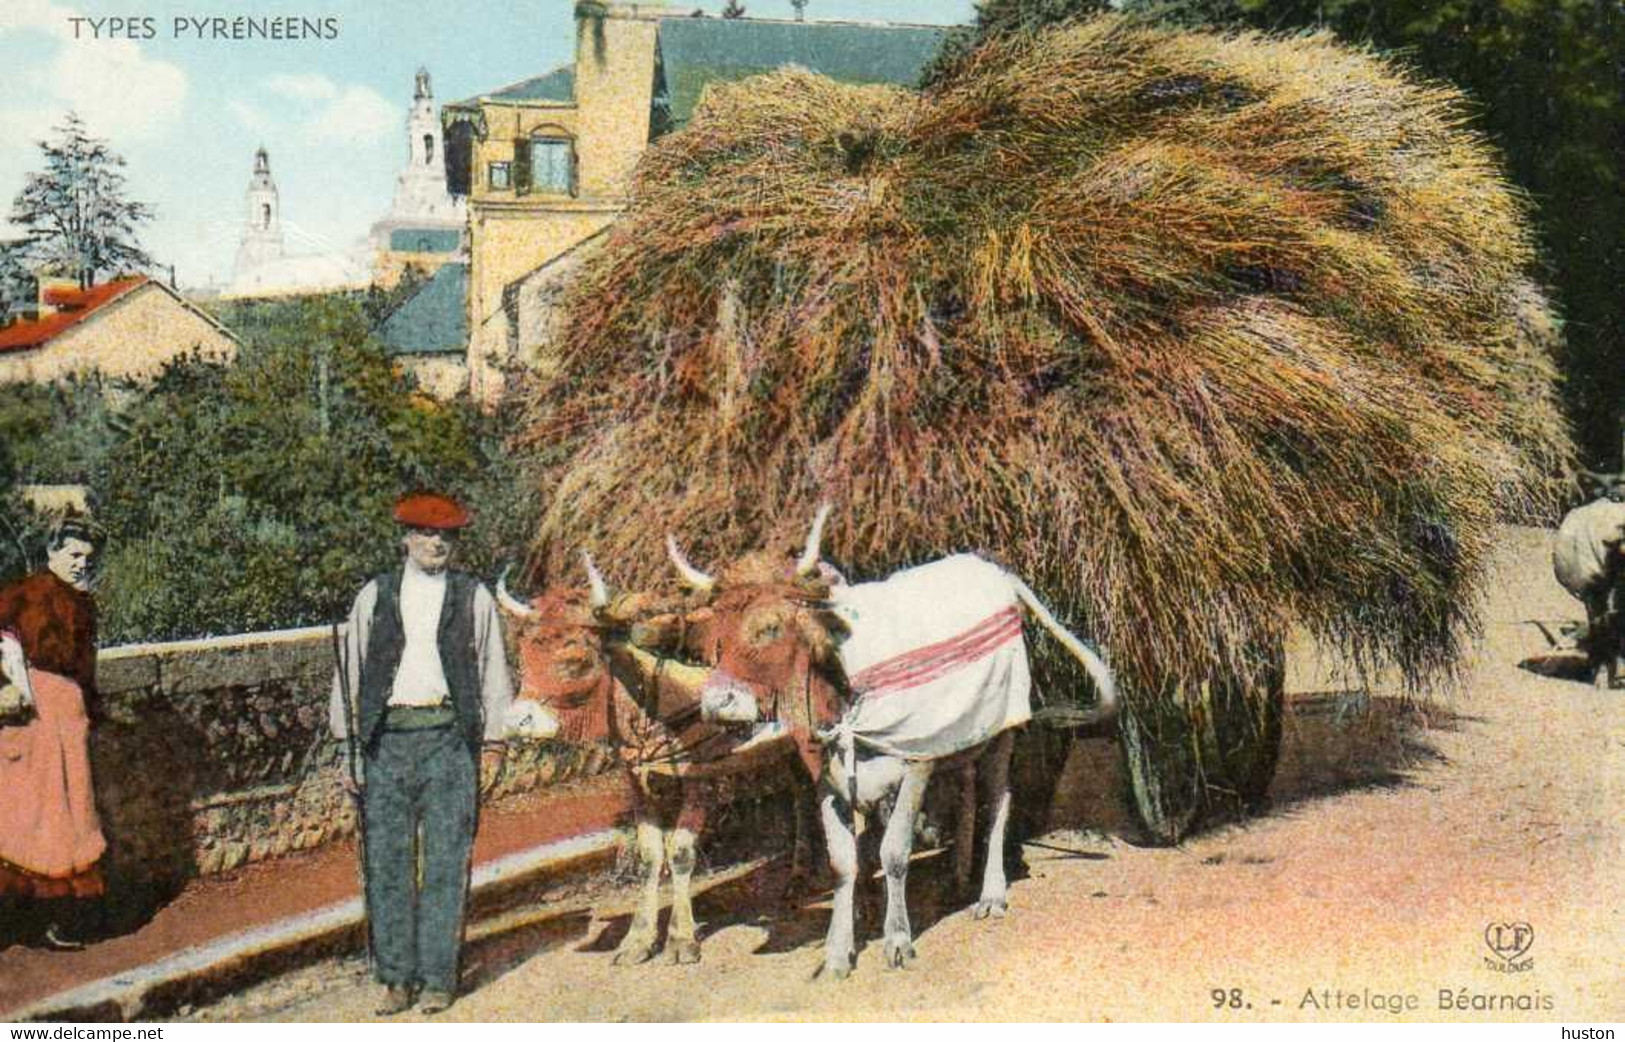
10 112 154 290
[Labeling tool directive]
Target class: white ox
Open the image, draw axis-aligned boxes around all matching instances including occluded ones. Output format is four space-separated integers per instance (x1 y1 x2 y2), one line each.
1552 495 1625 605
671 507 1118 979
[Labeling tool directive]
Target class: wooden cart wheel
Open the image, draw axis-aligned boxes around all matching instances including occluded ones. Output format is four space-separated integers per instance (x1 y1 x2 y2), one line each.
1118 690 1204 847
1202 640 1286 814
1119 641 1286 845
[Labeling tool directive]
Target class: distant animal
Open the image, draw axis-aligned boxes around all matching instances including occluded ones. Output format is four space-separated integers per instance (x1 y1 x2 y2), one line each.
667 506 1118 979
1552 489 1625 688
497 559 815 965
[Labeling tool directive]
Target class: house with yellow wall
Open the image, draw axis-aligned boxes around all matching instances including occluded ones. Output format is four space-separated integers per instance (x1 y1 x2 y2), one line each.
0 276 239 385
442 1 947 404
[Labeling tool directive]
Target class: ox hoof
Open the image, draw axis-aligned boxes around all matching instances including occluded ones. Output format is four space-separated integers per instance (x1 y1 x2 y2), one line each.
884 937 916 968
973 899 1008 920
671 940 702 965
613 941 660 966
821 961 852 982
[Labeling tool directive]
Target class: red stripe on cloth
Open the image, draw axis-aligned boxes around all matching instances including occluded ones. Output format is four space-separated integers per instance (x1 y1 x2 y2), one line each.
859 617 1023 698
850 607 1023 695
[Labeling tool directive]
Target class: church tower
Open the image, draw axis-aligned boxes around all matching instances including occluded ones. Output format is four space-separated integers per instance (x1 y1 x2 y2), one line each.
233 146 285 279
369 67 467 290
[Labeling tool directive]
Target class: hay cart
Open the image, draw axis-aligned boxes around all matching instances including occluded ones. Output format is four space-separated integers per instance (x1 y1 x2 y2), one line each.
522 19 1572 852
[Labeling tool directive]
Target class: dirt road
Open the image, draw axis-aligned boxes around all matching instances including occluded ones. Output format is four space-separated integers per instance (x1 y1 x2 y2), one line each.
187 527 1622 1022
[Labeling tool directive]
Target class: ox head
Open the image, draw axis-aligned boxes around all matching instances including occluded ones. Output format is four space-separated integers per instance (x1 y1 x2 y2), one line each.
497 557 710 745
665 506 849 732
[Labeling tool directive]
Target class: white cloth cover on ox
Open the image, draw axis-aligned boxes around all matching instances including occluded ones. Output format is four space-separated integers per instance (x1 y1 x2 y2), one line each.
829 554 1031 761
1553 498 1625 598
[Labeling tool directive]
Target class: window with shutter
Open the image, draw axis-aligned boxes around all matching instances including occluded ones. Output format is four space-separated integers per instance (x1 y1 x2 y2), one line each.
531 137 574 195
512 138 533 196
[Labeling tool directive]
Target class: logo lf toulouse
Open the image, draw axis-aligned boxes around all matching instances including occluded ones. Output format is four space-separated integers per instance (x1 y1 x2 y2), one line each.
1484 922 1534 973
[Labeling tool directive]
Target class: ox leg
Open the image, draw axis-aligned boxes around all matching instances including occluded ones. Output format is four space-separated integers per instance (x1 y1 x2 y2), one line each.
819 791 859 981
880 764 931 969
666 828 702 964
974 731 1016 920
785 782 817 901
615 821 664 965
954 764 977 898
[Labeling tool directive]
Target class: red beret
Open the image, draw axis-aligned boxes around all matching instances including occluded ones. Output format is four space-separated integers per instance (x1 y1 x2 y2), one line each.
394 492 471 530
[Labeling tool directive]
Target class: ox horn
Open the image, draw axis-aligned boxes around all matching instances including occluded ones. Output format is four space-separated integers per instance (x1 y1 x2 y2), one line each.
796 502 832 577
665 534 716 593
495 565 540 619
581 550 610 610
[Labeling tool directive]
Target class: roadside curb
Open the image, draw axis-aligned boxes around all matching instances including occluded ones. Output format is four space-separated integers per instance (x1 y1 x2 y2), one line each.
10 830 621 1023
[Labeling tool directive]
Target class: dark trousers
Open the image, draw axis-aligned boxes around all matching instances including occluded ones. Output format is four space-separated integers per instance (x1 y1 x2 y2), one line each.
362 726 476 993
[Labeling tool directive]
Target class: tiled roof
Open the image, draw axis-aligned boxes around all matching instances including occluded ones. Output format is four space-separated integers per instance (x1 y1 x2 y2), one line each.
0 277 148 353
655 18 947 127
377 263 468 357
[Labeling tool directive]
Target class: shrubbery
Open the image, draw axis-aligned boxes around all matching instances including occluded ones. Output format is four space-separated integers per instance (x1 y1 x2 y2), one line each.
0 293 536 643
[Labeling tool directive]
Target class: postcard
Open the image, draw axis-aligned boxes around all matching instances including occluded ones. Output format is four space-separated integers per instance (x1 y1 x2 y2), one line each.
0 0 1618 1026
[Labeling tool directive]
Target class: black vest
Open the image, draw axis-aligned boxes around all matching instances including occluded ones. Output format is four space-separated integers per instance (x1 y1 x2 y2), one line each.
357 568 484 755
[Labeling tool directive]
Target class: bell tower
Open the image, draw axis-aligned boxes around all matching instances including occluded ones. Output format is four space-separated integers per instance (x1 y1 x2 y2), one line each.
233 146 285 279
369 67 467 287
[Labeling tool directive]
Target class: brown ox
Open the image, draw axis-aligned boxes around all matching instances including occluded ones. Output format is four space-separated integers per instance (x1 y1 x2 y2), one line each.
498 560 814 965
665 507 1117 980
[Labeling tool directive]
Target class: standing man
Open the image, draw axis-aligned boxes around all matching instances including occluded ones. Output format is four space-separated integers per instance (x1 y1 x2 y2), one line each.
0 517 106 950
330 492 513 1015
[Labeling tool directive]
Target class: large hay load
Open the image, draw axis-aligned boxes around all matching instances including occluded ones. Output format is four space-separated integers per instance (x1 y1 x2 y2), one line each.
518 17 1573 842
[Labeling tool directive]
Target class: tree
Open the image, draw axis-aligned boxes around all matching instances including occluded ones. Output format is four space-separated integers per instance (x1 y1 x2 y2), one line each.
92 295 536 641
10 113 154 289
790 0 808 20
0 244 36 324
722 0 746 17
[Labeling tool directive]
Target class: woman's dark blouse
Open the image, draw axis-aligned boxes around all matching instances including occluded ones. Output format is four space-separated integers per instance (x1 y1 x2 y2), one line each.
0 571 97 694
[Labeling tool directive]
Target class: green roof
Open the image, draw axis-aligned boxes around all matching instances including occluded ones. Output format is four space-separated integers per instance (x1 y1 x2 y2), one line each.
377 263 467 357
655 18 947 127
457 65 575 107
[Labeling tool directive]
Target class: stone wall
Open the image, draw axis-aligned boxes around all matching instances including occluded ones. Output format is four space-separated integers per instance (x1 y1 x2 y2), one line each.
89 627 609 915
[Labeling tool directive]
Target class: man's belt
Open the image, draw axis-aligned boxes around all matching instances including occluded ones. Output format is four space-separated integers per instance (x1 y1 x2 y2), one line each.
382 703 457 731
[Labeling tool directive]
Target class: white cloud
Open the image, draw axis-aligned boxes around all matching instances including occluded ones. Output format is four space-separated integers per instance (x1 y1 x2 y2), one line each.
227 99 273 137
303 85 397 145
0 0 188 145
265 73 339 103
232 75 396 148
47 39 187 142
0 0 75 35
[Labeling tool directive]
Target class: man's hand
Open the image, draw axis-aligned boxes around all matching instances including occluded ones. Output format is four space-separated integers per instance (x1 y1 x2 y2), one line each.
480 744 505 797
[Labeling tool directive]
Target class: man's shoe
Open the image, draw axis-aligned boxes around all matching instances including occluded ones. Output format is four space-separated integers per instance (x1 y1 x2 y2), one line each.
418 989 456 1015
40 924 84 952
374 984 417 1016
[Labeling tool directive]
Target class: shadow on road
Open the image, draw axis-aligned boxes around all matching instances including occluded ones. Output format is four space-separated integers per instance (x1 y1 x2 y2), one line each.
456 688 1470 999
1517 651 1594 684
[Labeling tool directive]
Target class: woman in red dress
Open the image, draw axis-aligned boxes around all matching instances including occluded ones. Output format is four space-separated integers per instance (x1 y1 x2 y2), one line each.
0 517 104 950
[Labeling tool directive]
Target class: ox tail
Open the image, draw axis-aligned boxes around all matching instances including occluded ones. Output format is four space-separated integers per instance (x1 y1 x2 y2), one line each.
1012 580 1118 724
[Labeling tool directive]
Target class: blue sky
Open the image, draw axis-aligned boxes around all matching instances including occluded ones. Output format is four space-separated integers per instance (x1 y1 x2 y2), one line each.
0 0 977 288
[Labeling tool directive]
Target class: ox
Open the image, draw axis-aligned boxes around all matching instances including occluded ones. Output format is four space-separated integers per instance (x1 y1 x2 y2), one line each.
666 506 1118 979
1552 485 1625 687
497 559 816 965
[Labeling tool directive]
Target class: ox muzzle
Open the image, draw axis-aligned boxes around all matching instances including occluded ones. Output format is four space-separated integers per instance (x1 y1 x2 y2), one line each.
502 699 562 740
698 670 764 725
